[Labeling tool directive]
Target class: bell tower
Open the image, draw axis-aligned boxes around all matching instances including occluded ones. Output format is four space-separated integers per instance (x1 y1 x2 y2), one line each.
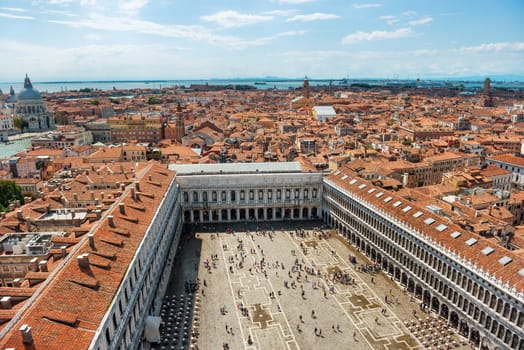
175 102 185 142
303 76 310 100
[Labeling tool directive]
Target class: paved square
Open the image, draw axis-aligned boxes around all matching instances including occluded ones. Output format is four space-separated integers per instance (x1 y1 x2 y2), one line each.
156 221 472 350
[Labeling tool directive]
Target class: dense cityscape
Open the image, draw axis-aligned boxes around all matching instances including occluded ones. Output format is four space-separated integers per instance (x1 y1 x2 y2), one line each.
1 0 523 349
0 73 522 350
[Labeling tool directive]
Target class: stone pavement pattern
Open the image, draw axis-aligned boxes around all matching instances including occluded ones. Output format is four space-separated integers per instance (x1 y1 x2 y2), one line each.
158 222 471 350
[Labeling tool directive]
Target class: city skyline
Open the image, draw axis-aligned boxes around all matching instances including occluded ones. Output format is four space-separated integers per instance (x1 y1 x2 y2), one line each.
0 0 523 81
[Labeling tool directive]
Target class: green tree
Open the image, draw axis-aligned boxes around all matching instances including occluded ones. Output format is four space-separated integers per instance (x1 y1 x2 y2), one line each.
90 99 100 106
13 116 29 132
147 97 162 105
0 180 24 212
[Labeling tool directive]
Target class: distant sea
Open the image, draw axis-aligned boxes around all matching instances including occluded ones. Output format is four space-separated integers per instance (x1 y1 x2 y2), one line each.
1 78 522 94
0 79 328 94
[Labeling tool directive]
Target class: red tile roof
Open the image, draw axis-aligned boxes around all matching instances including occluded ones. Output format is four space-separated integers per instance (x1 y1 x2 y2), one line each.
0 162 175 349
326 167 524 294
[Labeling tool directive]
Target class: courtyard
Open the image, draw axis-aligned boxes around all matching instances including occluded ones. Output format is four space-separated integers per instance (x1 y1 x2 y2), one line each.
155 221 471 350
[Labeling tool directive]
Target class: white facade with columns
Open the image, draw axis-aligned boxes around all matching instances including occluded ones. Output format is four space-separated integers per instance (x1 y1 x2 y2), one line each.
169 162 323 224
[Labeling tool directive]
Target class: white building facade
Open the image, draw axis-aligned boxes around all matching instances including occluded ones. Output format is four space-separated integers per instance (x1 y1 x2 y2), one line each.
169 162 323 224
322 170 523 350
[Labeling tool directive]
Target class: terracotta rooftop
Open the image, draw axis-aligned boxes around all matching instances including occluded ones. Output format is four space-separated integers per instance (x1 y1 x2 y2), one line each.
0 162 176 349
488 154 524 167
326 166 524 296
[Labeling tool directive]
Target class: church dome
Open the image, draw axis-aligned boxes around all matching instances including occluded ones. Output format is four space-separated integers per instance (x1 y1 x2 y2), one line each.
17 74 42 101
18 88 42 100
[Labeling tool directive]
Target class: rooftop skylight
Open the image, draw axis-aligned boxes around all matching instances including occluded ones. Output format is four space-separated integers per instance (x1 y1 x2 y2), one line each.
451 231 462 238
498 256 512 266
465 238 478 246
402 206 412 213
435 224 447 232
424 218 436 225
481 247 494 256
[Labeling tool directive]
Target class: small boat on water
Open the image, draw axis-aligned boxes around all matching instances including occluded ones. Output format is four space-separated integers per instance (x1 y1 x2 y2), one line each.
254 82 267 85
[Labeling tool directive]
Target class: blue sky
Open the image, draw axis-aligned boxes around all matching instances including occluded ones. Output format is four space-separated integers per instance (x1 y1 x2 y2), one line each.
0 0 523 81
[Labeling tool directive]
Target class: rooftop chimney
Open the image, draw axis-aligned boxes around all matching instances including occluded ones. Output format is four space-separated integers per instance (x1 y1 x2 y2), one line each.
30 257 39 272
90 191 95 200
39 260 48 272
136 192 141 201
77 253 90 269
61 245 67 258
131 187 135 199
88 233 95 250
148 175 152 181
16 210 23 220
108 215 115 227
13 278 21 287
73 193 78 201
20 324 34 345
134 181 140 192
1 296 12 309
100 191 105 199
119 203 126 215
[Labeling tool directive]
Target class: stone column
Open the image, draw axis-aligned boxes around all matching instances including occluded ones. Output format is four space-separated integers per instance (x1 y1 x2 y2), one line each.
199 210 204 223
263 208 268 220
190 210 194 223
227 209 231 222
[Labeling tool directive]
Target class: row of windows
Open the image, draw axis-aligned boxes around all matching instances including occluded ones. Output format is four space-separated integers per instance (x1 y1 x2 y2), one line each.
183 187 319 203
324 185 523 330
99 183 180 350
325 196 523 348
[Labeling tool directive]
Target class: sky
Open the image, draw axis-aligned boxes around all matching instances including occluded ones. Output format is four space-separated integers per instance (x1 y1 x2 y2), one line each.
0 0 523 81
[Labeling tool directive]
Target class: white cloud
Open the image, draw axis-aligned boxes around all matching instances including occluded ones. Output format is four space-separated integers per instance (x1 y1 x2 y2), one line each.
80 0 98 5
286 12 340 22
460 42 524 52
48 14 297 49
379 15 400 24
353 3 383 9
120 0 148 13
251 30 305 46
342 27 412 44
264 10 298 17
42 9 78 17
0 12 35 20
276 0 317 4
0 7 27 12
201 10 273 28
408 17 433 26
46 0 74 4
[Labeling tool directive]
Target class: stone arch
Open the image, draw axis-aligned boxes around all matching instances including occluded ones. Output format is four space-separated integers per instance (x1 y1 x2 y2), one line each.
449 311 459 329
470 328 480 347
480 337 493 350
407 278 415 293
440 303 449 319
401 272 408 286
431 296 440 313
459 319 469 337
423 289 431 305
